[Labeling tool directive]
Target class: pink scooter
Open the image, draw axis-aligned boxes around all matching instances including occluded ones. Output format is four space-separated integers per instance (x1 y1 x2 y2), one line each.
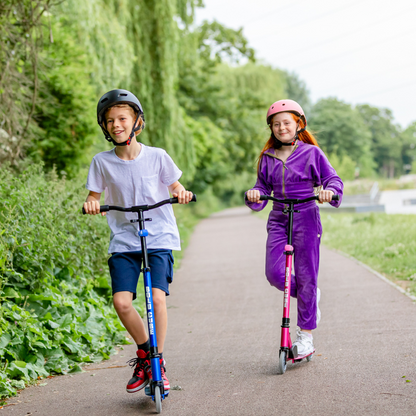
258 194 339 374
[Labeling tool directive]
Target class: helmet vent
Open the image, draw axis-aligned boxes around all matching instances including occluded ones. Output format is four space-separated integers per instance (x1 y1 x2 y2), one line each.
282 103 286 106
101 98 108 103
120 93 128 97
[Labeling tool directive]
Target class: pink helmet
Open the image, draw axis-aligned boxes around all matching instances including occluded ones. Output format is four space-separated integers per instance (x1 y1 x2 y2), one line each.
267 99 307 126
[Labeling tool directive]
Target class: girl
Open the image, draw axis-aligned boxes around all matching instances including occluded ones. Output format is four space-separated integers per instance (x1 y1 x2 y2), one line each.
245 99 343 355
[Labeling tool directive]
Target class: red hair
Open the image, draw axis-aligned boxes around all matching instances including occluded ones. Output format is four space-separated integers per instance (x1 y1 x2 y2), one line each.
257 113 318 172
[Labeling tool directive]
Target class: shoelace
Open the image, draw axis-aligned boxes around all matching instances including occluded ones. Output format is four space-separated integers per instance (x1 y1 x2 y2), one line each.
127 357 145 376
295 332 312 345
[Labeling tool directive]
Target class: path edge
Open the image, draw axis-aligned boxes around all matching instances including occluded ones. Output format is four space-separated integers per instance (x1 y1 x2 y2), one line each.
325 246 416 302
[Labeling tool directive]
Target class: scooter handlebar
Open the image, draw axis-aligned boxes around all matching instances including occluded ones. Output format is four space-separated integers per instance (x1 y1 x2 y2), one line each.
82 194 197 215
254 194 339 203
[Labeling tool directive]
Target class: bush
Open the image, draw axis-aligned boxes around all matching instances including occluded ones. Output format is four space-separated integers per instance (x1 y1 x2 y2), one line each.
0 164 129 399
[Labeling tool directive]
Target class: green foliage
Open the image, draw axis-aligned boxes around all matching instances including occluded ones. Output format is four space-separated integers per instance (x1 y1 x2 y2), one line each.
197 20 255 64
309 97 376 178
0 0 56 166
0 164 129 398
357 104 402 177
400 122 416 174
282 70 311 113
32 16 98 176
321 213 416 297
327 153 356 181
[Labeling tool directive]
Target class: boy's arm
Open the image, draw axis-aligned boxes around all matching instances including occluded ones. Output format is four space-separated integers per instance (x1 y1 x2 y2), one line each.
83 191 106 215
168 181 193 204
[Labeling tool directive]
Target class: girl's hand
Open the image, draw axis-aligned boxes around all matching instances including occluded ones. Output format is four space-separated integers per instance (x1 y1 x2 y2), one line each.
318 189 334 204
173 190 193 204
246 189 261 203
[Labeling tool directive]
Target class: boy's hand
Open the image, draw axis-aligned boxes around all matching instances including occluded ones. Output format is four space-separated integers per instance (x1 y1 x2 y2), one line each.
84 191 106 215
173 190 193 204
246 189 261 203
318 189 334 204
83 200 106 215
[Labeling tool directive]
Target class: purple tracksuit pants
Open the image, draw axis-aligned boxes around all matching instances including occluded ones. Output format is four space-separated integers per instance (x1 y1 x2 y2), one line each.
266 203 322 330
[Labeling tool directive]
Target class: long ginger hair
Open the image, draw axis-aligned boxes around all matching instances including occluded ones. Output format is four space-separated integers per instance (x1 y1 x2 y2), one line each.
257 112 318 172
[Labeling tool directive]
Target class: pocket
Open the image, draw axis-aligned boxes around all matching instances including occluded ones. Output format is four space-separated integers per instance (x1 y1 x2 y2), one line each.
141 174 159 200
167 252 174 283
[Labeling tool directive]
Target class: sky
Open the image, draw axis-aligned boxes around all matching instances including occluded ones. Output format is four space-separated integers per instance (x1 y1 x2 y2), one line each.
195 0 416 129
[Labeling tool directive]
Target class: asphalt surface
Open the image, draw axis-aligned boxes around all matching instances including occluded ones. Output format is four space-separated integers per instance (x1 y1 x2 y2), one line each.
3 207 416 416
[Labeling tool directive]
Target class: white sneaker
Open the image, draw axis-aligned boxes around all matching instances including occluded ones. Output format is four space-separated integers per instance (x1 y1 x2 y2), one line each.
316 288 321 326
293 329 314 357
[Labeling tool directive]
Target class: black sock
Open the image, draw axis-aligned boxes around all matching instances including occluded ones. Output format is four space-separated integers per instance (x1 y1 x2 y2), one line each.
137 340 150 353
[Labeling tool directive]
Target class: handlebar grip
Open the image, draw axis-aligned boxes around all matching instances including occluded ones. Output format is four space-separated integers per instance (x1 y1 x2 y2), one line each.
170 194 197 204
244 194 268 201
332 195 340 201
81 205 110 215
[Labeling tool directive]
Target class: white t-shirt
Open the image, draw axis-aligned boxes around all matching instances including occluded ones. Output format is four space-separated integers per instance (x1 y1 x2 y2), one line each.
86 144 183 253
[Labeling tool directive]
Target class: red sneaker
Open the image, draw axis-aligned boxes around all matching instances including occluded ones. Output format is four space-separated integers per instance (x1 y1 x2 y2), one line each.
146 358 170 392
126 350 150 393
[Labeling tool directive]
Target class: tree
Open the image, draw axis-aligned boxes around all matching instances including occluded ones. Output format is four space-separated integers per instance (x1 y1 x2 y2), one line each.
0 0 61 167
309 98 375 178
357 104 402 178
282 70 311 115
400 122 416 174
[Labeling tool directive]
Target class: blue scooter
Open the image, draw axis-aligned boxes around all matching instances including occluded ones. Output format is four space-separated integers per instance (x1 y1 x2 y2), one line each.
83 195 196 413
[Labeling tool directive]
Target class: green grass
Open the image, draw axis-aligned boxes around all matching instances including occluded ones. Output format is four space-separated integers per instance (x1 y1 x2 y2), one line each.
321 212 416 297
256 204 416 298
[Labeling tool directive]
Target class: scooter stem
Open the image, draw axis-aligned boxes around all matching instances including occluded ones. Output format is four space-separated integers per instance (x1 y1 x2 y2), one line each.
281 245 293 349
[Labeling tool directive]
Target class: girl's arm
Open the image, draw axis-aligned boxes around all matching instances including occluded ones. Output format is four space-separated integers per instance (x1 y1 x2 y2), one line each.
317 151 344 208
245 156 272 212
168 181 193 204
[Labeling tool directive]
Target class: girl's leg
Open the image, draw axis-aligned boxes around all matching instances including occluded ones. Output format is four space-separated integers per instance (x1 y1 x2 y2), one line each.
113 291 148 344
265 211 298 295
293 206 322 331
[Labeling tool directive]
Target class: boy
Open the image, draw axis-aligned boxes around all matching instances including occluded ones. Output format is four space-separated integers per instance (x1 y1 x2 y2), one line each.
83 89 193 393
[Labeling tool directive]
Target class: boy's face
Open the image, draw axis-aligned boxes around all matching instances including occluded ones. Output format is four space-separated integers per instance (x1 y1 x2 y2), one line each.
105 106 137 144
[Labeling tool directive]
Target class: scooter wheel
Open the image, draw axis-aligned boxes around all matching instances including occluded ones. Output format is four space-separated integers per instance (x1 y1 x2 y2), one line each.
154 386 162 414
278 351 287 374
306 354 313 362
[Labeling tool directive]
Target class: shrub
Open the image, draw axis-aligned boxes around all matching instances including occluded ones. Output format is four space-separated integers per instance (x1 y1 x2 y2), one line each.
0 164 129 399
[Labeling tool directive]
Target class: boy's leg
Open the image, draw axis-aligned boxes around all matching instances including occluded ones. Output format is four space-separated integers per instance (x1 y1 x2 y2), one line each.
113 291 148 344
152 288 168 352
145 249 173 392
108 252 150 393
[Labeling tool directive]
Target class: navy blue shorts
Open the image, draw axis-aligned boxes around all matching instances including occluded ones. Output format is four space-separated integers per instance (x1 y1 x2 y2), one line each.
108 249 174 299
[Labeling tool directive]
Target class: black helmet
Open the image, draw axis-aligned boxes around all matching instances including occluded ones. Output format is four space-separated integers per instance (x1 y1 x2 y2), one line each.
97 89 145 146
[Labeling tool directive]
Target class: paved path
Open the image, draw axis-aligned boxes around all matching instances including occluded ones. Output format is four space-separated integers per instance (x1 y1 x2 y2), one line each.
3 207 416 415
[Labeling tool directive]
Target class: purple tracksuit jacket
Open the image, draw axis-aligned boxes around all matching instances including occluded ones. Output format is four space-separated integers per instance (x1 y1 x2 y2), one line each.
245 141 343 330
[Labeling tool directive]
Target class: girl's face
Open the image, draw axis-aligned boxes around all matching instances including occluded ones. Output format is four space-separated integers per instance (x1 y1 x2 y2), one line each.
271 112 299 143
106 106 138 144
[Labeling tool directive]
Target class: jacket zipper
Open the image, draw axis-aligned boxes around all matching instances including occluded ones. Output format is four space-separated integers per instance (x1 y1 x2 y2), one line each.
282 162 288 199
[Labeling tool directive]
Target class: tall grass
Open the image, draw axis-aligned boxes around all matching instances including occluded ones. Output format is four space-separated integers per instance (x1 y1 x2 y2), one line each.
321 212 416 296
255 203 416 298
